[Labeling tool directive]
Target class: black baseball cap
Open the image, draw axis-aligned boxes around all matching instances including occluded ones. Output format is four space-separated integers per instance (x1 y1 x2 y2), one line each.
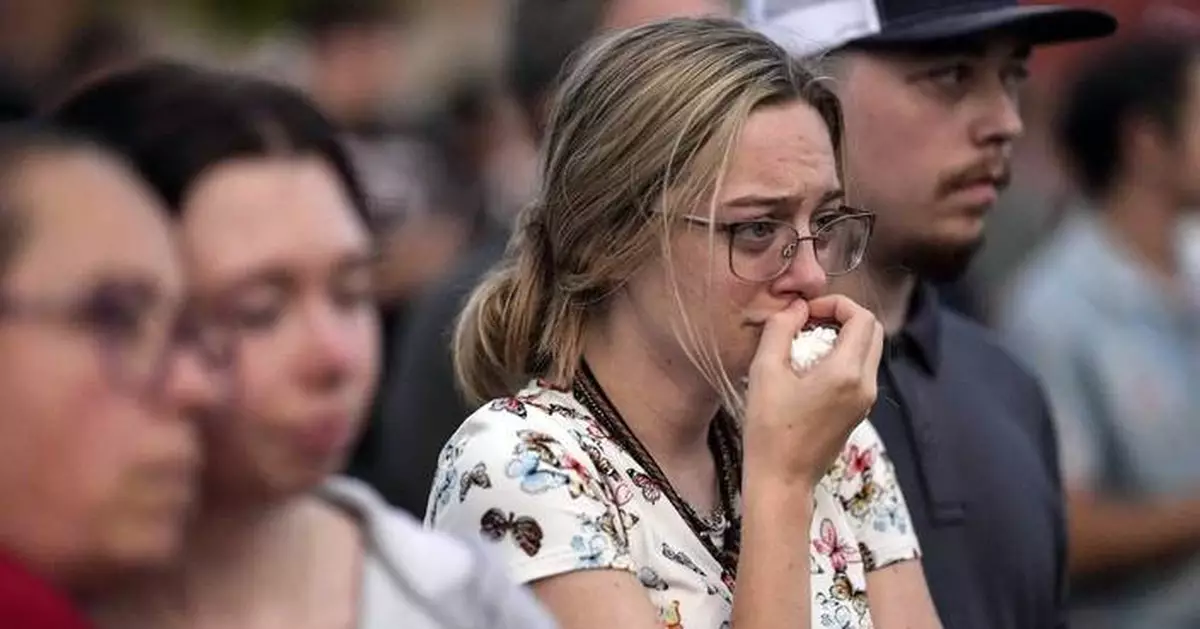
745 0 1117 57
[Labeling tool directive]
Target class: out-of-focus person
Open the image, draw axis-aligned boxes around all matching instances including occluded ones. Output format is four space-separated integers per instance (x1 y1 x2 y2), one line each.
0 0 143 110
372 0 730 518
747 0 1115 627
1000 34 1200 629
1185 213 1200 275
0 123 219 627
293 0 497 484
51 61 558 629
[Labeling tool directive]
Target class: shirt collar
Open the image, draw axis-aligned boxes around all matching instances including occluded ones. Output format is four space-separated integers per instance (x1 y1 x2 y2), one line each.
894 281 942 375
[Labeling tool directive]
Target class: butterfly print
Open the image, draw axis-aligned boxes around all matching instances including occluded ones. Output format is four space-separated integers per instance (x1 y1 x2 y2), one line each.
429 469 455 522
637 567 669 591
435 440 465 473
661 543 709 581
505 450 570 494
841 477 879 520
504 431 572 493
543 402 586 420
560 454 598 493
480 508 544 557
610 480 634 507
813 519 859 573
582 420 611 442
459 462 492 502
858 542 877 572
587 507 635 552
627 468 663 503
828 573 869 616
840 444 876 480
579 440 620 482
660 600 683 629
489 397 528 418
570 533 611 568
514 430 559 461
820 604 854 629
872 498 910 535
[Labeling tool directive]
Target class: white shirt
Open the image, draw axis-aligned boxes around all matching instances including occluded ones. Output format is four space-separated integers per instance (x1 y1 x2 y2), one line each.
425 381 921 629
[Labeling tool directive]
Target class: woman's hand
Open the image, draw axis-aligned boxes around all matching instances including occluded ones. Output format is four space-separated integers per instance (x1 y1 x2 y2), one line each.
742 295 885 487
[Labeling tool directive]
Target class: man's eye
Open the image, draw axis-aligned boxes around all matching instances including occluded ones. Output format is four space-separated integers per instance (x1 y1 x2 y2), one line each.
926 64 972 89
1002 64 1030 90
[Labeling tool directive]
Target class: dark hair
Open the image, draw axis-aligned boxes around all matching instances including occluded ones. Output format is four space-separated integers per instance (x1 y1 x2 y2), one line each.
0 70 33 124
506 0 612 133
46 61 369 221
1057 34 1200 199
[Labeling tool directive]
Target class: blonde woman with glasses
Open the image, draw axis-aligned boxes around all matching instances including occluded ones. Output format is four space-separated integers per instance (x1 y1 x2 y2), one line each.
427 17 942 629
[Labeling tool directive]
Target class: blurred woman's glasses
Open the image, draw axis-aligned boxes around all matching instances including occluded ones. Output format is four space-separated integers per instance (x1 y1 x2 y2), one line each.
0 283 234 398
681 209 875 282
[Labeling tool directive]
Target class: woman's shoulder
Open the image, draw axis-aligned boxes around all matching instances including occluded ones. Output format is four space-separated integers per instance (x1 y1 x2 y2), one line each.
318 477 558 629
460 380 595 437
320 477 476 590
425 383 639 586
429 381 605 516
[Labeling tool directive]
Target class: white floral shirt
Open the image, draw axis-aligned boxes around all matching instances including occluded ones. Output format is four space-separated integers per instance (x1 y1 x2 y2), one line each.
425 380 920 629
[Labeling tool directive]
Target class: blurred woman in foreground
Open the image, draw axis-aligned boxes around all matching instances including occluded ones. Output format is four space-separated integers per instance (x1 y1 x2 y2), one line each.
0 123 217 627
52 62 556 629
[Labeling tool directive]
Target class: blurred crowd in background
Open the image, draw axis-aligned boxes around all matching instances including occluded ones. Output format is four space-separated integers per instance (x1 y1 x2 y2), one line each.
2 0 1200 626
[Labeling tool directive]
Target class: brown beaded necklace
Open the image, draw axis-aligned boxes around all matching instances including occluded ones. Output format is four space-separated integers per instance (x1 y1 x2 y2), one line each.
573 362 742 586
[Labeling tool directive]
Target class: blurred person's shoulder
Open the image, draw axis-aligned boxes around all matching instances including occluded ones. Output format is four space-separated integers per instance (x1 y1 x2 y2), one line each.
1002 209 1104 320
318 476 557 629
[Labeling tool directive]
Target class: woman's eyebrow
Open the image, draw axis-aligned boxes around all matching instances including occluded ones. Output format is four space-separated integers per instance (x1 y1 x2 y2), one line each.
721 187 845 210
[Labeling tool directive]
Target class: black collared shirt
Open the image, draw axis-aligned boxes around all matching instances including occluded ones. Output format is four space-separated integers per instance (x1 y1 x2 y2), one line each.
871 283 1067 629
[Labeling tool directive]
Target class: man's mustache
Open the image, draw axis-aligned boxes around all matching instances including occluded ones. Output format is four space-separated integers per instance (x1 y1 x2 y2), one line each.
938 159 1013 197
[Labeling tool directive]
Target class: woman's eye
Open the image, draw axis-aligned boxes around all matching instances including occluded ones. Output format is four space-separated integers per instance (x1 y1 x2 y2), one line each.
228 289 286 331
332 269 375 310
812 210 845 232
732 221 778 241
81 288 147 340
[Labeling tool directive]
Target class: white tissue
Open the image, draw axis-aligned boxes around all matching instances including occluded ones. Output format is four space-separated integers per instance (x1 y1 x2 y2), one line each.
790 325 838 372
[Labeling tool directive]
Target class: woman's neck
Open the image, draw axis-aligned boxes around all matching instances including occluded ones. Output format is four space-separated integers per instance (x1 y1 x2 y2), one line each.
581 306 721 473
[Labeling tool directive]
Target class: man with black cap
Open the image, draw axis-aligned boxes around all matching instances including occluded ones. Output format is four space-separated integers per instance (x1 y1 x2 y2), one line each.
746 1 1116 628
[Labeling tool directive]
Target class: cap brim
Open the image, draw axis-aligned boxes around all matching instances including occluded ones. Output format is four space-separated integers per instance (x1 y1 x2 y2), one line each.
852 5 1117 49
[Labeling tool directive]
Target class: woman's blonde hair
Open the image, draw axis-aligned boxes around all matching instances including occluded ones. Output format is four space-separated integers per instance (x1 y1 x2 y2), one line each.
454 17 843 408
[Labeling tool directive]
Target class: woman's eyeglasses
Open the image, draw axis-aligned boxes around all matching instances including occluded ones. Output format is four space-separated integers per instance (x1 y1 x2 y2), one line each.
680 209 875 282
0 283 235 399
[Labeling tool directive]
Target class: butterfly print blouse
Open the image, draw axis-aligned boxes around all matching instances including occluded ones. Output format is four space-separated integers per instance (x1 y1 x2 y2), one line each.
425 381 921 629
